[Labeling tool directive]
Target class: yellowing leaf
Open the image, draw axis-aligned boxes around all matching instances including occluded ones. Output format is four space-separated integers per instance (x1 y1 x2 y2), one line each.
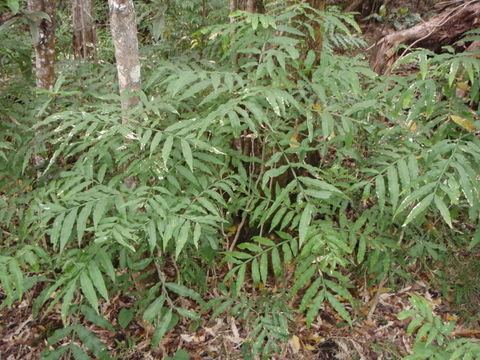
450 115 476 132
226 224 238 234
308 334 323 343
457 82 470 91
446 314 458 321
312 103 323 112
291 335 301 352
289 133 300 148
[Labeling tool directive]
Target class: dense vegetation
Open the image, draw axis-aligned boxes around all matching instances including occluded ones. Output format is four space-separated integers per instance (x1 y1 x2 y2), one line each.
1 0 479 359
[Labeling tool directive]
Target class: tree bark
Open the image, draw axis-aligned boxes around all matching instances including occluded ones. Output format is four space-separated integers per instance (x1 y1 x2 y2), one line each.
201 0 207 25
108 0 142 118
370 0 480 74
345 0 363 12
72 0 96 60
307 0 325 55
28 0 56 90
229 0 237 13
345 0 376 14
246 0 256 13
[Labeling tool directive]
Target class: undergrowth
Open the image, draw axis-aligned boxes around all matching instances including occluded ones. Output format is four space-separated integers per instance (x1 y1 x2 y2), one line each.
0 1 479 359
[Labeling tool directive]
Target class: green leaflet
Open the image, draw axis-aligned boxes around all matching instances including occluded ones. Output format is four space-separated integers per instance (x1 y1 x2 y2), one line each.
211 299 234 320
271 247 282 276
298 176 344 195
7 0 20 14
88 262 109 301
96 249 116 282
75 325 111 359
357 236 366 264
324 279 354 303
403 193 435 227
407 316 425 335
180 138 193 172
395 183 436 217
375 175 386 213
162 135 174 168
299 203 313 246
47 326 73 346
197 197 219 216
397 158 411 190
80 305 115 331
255 236 275 247
93 198 109 230
143 294 166 321
175 220 190 258
60 207 78 252
235 263 246 296
326 291 352 326
433 195 452 228
408 154 419 181
260 252 268 285
269 206 288 232
306 289 325 328
163 217 178 250
251 257 261 285
8 259 23 300
146 221 157 253
165 282 202 303
300 277 323 312
238 242 263 253
50 212 66 248
468 227 480 250
175 307 200 320
387 166 399 211
118 308 134 329
70 344 90 360
262 165 290 189
149 131 163 156
80 272 99 314
140 129 152 151
151 309 172 348
192 222 201 249
292 265 316 297
77 203 93 245
282 242 293 264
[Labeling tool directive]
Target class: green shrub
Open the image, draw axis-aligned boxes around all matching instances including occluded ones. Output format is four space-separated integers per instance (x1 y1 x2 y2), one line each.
0 1 479 359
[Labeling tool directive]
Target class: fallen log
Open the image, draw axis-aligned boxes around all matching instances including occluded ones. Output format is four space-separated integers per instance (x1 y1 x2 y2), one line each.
370 0 480 74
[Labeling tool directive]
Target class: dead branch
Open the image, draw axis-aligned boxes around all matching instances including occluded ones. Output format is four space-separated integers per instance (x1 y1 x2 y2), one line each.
370 0 480 74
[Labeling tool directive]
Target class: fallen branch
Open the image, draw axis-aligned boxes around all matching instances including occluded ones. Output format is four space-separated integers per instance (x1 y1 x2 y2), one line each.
370 0 480 74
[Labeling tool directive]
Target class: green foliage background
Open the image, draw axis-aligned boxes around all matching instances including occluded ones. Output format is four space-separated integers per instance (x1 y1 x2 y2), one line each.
0 0 479 358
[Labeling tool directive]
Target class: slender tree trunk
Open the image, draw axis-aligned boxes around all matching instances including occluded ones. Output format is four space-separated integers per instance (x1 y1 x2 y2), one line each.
72 0 96 60
246 0 256 13
308 0 325 55
229 0 237 13
345 0 362 12
28 0 56 90
108 0 142 118
229 0 237 22
201 0 207 25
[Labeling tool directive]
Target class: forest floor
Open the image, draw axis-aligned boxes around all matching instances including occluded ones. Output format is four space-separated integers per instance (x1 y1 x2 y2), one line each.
2 1 480 359
1 255 479 359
